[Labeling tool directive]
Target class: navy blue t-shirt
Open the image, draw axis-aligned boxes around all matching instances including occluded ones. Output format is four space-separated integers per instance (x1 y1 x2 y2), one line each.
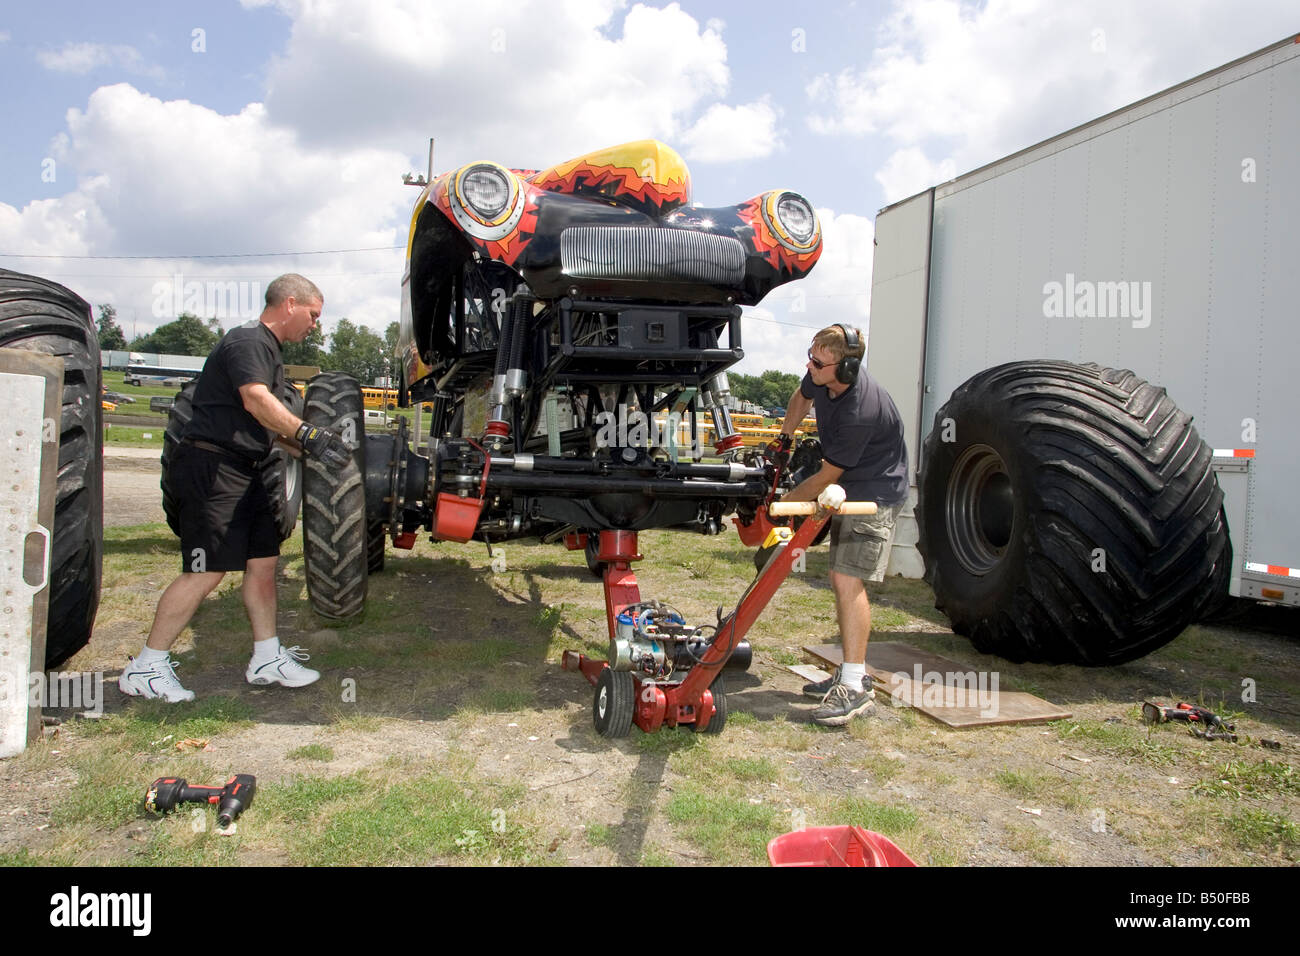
185 321 285 461
801 370 908 506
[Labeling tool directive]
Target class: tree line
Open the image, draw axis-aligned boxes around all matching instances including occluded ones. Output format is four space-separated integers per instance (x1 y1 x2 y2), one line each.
97 305 400 385
97 305 803 397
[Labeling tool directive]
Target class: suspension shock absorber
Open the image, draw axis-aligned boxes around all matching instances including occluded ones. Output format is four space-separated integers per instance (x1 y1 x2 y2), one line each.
701 372 743 457
485 290 533 446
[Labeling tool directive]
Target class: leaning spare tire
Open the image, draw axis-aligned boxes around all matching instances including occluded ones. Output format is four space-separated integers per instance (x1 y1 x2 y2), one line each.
0 269 102 669
301 372 367 619
161 380 303 542
916 360 1231 666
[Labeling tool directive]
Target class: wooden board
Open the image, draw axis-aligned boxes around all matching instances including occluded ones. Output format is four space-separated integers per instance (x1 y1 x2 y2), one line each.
803 642 1072 728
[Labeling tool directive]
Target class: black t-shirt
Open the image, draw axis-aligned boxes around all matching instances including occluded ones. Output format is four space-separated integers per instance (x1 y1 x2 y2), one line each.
185 321 285 461
800 369 909 506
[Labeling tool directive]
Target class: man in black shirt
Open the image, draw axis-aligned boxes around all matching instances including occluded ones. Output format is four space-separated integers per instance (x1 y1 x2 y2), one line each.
120 274 350 702
773 324 909 726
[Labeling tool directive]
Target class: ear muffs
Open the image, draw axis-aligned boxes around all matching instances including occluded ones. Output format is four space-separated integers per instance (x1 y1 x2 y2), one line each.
834 324 861 385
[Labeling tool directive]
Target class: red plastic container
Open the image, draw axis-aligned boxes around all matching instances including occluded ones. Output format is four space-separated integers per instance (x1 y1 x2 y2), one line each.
767 826 917 867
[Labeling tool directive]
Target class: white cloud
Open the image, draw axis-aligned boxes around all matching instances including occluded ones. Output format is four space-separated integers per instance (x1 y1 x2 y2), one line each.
0 84 411 336
734 208 875 375
874 147 956 204
247 0 736 169
0 31 10 43
679 99 780 163
37 42 164 79
808 0 1300 199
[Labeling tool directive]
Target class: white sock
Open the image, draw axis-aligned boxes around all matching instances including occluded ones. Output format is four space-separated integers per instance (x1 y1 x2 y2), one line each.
840 662 867 693
252 636 282 663
137 645 169 666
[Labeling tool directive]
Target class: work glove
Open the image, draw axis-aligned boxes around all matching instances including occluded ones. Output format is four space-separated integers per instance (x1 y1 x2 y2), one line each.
817 483 846 512
295 422 351 469
764 433 793 467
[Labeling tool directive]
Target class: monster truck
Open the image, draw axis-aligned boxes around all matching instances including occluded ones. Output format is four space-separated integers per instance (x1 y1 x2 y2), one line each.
299 139 822 629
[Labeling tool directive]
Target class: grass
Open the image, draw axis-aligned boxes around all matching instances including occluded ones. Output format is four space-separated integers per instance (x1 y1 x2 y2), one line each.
665 784 783 865
77 696 256 753
283 771 537 865
103 424 165 446
287 744 335 762
1192 759 1298 799
28 515 1300 868
1219 809 1299 851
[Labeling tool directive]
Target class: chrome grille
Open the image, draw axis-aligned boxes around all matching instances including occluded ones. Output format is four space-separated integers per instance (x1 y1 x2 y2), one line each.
560 227 746 285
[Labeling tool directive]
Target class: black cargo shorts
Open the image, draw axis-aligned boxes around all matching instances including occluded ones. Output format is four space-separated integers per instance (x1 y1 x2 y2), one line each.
171 442 279 573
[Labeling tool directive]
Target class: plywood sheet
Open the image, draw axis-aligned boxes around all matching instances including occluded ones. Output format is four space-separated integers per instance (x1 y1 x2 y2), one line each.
803 642 1072 728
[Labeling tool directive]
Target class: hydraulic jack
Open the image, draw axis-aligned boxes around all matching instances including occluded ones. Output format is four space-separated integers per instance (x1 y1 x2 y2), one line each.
562 488 876 736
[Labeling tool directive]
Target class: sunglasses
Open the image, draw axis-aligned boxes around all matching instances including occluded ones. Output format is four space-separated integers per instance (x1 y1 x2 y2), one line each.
807 349 839 371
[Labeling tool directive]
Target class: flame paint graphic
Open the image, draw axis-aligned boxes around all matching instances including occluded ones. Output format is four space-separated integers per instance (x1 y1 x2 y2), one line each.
736 198 822 275
432 177 541 268
528 140 691 216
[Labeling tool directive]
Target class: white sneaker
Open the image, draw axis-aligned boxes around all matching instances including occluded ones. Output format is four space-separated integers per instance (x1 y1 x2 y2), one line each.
246 645 320 688
118 656 196 703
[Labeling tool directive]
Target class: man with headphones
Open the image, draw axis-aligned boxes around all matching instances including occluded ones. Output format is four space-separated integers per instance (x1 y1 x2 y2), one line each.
770 324 909 726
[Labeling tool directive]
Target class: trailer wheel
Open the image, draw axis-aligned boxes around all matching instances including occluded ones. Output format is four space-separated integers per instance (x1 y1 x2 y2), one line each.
0 270 101 669
162 381 302 542
916 360 1231 665
301 372 367 619
690 673 728 734
592 667 634 738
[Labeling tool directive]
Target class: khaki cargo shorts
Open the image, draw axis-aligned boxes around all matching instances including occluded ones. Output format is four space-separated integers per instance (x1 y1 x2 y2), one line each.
828 500 905 582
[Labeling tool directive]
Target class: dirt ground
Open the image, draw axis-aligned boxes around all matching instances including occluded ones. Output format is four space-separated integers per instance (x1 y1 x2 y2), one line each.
2 452 1296 867
102 447 167 527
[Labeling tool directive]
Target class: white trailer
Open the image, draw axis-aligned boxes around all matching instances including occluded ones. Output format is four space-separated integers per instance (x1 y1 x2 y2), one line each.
868 35 1299 664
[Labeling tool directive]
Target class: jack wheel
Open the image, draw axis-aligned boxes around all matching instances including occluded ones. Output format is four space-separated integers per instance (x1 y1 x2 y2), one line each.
592 667 634 738
690 673 728 734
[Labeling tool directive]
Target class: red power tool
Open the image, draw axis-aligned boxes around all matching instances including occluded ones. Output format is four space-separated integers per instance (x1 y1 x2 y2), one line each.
1141 702 1237 741
144 774 257 827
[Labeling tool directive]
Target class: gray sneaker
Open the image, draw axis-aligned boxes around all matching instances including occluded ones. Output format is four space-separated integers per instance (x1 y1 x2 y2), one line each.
803 667 841 700
810 681 876 727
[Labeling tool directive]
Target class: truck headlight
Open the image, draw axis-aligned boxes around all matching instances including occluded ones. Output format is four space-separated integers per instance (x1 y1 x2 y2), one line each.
760 190 820 253
449 161 527 240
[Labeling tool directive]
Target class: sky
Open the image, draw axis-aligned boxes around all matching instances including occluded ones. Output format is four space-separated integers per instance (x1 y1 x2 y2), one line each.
1 0 1296 376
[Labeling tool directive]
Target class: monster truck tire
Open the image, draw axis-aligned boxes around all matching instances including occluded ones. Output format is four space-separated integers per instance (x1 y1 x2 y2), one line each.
916 360 1231 666
0 270 102 669
301 372 367 619
161 381 303 542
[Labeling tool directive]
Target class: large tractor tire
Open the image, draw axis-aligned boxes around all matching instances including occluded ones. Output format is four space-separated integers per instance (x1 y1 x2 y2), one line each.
0 270 102 669
366 520 386 574
161 381 303 541
916 360 1231 666
301 372 367 619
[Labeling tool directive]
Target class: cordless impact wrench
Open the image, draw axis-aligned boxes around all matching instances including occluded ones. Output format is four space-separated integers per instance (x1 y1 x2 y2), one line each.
144 774 257 827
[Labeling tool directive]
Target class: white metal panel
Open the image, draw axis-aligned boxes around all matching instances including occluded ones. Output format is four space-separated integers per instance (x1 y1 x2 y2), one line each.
912 39 1300 588
0 372 53 759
